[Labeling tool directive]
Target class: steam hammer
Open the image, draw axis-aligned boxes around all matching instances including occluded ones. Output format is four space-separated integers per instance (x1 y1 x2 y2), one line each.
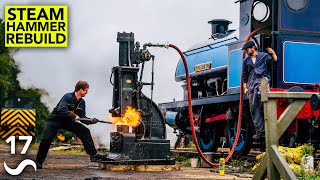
105 32 172 163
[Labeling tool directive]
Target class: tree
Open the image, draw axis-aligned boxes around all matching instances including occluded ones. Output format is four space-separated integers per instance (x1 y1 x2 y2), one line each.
0 18 8 54
0 18 49 141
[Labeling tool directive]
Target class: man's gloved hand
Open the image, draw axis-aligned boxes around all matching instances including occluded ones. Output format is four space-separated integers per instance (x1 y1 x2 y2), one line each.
92 118 99 124
80 118 98 125
80 119 91 125
69 111 80 120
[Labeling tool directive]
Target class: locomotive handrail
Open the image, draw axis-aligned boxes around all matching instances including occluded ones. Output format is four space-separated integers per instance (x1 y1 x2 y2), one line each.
158 93 246 109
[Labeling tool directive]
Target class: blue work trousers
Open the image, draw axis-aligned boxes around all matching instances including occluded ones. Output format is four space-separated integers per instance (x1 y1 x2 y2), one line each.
248 85 264 133
36 119 97 164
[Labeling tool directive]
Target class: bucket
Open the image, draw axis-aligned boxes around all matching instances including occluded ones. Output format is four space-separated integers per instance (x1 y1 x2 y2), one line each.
200 152 213 168
190 158 199 168
302 155 314 172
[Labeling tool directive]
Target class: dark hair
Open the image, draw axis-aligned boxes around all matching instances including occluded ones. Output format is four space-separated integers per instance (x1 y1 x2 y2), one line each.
75 81 89 92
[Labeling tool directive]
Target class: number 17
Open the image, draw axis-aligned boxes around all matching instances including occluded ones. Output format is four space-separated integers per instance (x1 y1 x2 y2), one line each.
6 136 33 155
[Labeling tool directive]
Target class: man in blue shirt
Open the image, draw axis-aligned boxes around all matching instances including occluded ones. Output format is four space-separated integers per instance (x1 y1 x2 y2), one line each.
241 41 277 139
35 81 104 169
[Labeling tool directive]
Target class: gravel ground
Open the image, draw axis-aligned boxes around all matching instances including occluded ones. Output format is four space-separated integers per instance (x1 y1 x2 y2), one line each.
0 144 253 179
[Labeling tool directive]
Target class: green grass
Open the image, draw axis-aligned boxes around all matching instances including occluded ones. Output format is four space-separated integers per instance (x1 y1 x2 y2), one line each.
173 153 198 167
52 148 108 156
28 142 40 151
297 164 320 180
53 148 87 156
299 170 320 180
0 139 5 145
228 159 254 173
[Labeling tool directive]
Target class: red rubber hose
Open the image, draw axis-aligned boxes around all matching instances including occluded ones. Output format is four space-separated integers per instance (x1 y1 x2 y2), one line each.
169 28 262 166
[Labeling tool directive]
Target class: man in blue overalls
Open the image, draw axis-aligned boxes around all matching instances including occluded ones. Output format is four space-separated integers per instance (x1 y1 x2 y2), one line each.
241 41 277 139
35 81 104 169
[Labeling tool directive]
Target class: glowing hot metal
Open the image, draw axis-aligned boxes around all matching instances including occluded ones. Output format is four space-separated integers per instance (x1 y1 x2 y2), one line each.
108 106 141 127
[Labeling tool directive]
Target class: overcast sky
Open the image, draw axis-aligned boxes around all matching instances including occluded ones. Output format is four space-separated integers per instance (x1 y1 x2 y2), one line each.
0 0 239 147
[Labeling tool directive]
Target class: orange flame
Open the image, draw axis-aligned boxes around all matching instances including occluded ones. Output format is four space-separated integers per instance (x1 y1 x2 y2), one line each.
108 106 141 127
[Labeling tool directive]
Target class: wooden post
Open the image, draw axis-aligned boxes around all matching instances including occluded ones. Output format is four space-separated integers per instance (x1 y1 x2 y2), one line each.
265 98 280 179
252 78 313 180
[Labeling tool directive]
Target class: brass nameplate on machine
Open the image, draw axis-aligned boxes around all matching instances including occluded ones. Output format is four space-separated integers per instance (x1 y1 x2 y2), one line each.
194 62 211 72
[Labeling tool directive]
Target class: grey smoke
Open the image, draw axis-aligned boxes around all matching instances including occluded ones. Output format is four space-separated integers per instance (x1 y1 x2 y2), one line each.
0 0 239 148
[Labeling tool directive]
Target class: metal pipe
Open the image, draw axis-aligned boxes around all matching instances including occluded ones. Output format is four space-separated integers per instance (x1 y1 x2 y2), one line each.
143 43 169 49
109 70 114 86
151 55 155 102
128 41 132 67
78 118 113 124
149 55 155 138
139 62 145 82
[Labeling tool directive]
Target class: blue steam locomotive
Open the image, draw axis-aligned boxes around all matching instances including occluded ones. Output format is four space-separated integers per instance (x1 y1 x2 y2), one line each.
159 0 320 156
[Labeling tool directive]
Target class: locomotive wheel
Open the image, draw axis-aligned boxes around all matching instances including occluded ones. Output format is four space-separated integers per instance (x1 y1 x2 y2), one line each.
225 113 254 156
199 121 220 152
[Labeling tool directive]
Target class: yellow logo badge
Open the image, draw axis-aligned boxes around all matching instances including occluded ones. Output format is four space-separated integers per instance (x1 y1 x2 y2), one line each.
5 5 68 47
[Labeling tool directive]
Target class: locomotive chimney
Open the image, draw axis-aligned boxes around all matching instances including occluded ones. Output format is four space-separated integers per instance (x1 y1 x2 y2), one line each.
208 19 232 36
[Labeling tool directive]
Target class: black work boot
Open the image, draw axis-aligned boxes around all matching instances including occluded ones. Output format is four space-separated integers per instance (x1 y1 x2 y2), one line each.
90 154 105 162
253 131 265 140
36 162 42 169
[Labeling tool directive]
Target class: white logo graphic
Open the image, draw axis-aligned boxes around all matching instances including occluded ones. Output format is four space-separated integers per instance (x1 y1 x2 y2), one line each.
4 159 37 175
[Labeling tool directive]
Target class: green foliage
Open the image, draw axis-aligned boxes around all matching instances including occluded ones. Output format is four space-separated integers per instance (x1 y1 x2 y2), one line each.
173 153 198 167
300 144 314 157
61 130 74 140
0 18 20 99
57 129 75 142
299 169 320 180
0 53 20 99
186 141 195 148
0 18 49 141
0 19 8 54
175 154 189 162
309 170 320 180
